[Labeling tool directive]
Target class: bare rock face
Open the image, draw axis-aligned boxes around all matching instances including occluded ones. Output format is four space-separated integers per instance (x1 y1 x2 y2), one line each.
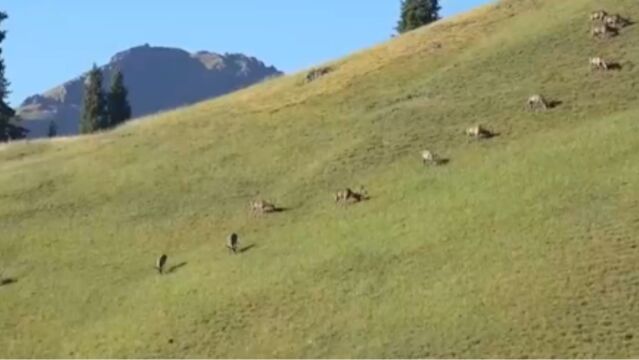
17 44 282 138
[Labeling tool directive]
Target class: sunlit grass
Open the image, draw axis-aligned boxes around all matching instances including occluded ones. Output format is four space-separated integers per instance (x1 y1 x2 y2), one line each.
2 0 639 357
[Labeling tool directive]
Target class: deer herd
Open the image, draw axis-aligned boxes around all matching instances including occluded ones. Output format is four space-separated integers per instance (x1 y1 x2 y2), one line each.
421 8 631 171
589 10 630 73
153 7 634 270
591 10 630 38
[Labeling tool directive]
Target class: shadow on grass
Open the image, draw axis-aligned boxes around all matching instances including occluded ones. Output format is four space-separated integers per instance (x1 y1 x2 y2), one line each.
251 207 292 217
340 196 371 206
621 18 635 27
468 132 500 142
607 62 623 71
239 244 257 253
423 158 451 166
0 278 17 287
167 262 188 274
548 100 563 109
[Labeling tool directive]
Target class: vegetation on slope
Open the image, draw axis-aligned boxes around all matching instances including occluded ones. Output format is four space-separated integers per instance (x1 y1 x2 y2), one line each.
2 0 639 357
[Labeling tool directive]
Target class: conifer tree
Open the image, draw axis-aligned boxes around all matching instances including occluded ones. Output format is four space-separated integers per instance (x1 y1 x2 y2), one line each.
396 0 441 34
47 120 57 138
80 64 107 134
107 70 131 127
0 11 14 142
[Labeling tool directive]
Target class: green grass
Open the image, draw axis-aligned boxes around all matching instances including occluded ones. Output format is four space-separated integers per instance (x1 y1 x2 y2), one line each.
3 0 639 357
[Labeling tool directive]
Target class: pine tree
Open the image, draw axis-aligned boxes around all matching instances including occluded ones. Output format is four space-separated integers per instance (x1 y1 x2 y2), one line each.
0 11 14 142
47 120 57 138
0 11 9 103
0 103 12 142
396 0 441 34
107 70 131 128
80 64 107 134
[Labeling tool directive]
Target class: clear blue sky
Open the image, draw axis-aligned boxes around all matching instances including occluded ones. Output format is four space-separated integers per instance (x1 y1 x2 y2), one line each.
2 0 492 106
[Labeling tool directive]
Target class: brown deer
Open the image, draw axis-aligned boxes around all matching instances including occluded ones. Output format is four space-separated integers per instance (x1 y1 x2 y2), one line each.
465 125 494 139
335 186 368 205
527 94 549 111
590 10 608 22
249 199 277 215
590 57 609 71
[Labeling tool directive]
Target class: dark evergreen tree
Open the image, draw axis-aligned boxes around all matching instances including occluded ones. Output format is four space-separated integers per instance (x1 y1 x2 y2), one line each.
396 0 441 34
47 120 57 138
0 103 13 142
0 11 14 142
80 64 107 134
107 70 131 127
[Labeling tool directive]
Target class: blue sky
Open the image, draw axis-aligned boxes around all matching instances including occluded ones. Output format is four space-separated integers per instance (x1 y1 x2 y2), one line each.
2 0 492 106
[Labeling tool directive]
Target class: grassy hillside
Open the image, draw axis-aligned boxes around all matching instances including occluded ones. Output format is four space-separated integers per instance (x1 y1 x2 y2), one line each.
2 0 639 357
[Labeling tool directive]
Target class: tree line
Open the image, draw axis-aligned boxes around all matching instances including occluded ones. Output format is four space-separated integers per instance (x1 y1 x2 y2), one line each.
0 11 131 142
47 66 132 137
80 65 131 135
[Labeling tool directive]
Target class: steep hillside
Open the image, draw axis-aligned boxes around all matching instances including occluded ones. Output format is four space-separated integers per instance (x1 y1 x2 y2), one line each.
2 0 639 357
16 44 282 138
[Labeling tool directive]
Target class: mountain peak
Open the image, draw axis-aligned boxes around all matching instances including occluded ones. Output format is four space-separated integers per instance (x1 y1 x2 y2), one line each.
192 51 225 70
17 45 283 138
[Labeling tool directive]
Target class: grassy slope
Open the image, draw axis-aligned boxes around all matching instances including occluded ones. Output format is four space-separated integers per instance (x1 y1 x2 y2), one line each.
2 0 639 357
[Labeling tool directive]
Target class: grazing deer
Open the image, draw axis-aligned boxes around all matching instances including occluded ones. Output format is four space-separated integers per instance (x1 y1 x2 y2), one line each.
465 125 494 139
590 10 608 22
227 233 239 254
335 186 368 205
249 199 277 215
335 188 353 203
527 94 549 111
156 254 168 274
421 150 443 165
591 24 618 38
590 57 609 71
604 14 630 29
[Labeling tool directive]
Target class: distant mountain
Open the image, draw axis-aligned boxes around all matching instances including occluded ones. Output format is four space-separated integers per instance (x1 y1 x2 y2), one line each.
17 44 282 138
